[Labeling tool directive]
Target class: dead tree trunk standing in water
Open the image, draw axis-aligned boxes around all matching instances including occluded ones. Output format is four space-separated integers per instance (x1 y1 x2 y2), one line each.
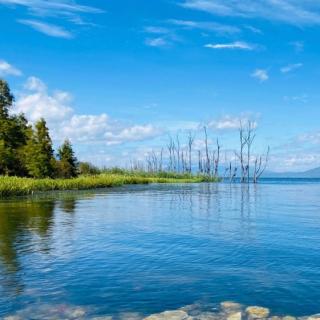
238 121 247 183
253 146 270 183
203 126 210 175
246 121 256 183
214 139 221 178
236 120 270 183
187 131 195 173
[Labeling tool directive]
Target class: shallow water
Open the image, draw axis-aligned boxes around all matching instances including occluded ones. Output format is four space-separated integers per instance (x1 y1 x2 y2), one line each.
0 182 320 319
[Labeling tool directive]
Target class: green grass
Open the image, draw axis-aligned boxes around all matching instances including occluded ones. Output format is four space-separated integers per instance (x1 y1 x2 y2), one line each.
0 173 219 197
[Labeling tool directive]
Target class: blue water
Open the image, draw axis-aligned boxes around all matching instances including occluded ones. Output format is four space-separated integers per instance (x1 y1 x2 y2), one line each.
0 181 320 319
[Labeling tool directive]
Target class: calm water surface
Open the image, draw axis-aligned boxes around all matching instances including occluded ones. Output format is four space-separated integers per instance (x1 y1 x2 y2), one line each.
0 181 320 318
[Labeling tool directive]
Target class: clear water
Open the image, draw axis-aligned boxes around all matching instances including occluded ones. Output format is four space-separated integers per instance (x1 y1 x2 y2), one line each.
0 181 320 319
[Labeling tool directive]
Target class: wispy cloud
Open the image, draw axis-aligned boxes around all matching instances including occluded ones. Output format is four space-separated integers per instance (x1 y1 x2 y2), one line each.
18 20 73 38
0 60 22 77
205 41 255 50
168 19 240 35
208 115 258 131
0 0 103 36
280 63 303 73
144 26 170 34
180 0 320 25
0 0 102 16
145 37 168 48
251 69 269 82
298 131 320 145
283 94 308 103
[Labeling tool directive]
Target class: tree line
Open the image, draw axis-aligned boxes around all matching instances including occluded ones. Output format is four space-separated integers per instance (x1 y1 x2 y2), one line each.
0 79 78 178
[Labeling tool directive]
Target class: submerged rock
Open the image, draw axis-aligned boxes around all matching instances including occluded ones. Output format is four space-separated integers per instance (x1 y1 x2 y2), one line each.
221 302 242 312
246 306 270 319
307 315 320 320
227 312 242 320
144 310 189 320
67 307 86 318
119 312 143 319
193 312 220 320
282 316 296 320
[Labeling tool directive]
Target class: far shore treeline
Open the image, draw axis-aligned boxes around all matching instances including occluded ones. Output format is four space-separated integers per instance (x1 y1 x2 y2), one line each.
0 79 79 179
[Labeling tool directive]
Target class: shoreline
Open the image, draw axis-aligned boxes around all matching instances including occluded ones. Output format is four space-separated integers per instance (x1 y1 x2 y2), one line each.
0 173 219 197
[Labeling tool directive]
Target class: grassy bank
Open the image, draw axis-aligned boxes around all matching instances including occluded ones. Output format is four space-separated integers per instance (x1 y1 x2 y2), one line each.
0 173 218 197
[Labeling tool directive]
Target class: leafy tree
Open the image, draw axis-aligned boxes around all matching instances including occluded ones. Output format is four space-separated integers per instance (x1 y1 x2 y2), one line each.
0 80 30 175
57 139 78 178
78 161 100 176
0 80 13 119
25 119 55 178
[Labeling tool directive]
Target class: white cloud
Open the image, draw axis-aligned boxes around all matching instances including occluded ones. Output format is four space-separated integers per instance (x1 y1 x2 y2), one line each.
0 0 102 16
251 69 269 82
280 63 303 73
269 152 320 172
144 26 170 34
244 25 263 34
180 0 320 25
145 37 168 47
168 19 240 34
13 77 160 146
15 77 73 122
0 60 22 77
298 131 320 144
283 94 308 103
1 0 102 36
18 20 73 38
208 115 258 131
205 41 255 50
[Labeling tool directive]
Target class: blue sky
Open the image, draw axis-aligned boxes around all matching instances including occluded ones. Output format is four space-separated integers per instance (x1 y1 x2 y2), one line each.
1 0 320 171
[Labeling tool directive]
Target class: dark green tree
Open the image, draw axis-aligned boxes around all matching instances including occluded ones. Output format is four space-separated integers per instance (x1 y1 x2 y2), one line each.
57 139 78 178
25 118 55 178
0 80 30 175
0 80 13 119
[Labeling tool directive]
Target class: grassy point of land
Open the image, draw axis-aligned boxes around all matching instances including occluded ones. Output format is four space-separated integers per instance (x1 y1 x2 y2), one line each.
0 172 219 197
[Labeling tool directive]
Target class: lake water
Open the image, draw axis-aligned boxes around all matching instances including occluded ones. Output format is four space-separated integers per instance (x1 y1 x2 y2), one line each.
0 181 320 319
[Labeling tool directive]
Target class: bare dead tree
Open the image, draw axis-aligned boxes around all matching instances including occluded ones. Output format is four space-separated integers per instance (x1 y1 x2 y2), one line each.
203 126 210 175
176 134 181 173
214 138 221 178
211 150 216 177
167 136 175 172
187 131 195 173
198 150 202 174
238 121 247 183
159 148 163 172
253 146 270 183
246 121 256 183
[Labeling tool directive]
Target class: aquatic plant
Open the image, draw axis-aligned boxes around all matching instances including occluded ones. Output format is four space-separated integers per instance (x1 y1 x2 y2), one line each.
0 173 218 197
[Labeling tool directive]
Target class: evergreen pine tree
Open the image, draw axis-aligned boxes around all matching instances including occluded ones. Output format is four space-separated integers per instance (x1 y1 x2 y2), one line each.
57 139 78 178
25 118 55 178
0 80 13 119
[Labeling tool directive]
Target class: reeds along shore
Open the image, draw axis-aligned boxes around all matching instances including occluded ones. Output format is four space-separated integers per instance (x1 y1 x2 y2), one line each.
0 172 219 197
